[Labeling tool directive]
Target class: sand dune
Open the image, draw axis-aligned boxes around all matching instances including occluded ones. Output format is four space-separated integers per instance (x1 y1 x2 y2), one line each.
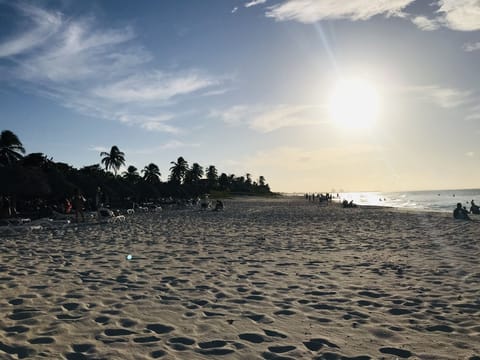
1 197 479 359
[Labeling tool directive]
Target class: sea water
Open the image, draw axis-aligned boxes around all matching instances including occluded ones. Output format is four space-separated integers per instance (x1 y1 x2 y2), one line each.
338 189 480 213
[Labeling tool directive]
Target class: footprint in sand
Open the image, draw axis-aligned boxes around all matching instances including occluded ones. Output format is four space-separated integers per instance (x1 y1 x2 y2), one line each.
388 308 412 315
71 343 95 353
28 337 55 344
146 324 175 334
239 333 267 343
268 345 296 353
303 338 339 351
4 325 30 334
379 347 412 358
104 328 136 336
0 341 36 358
426 324 454 333
168 337 196 351
94 316 110 324
133 336 161 343
150 349 167 358
263 329 288 339
274 309 296 316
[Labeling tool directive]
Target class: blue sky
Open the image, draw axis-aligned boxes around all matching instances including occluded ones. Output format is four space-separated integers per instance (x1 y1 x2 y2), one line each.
0 0 479 192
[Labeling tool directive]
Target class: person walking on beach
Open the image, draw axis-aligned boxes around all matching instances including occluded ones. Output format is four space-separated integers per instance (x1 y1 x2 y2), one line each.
453 203 470 220
73 188 86 222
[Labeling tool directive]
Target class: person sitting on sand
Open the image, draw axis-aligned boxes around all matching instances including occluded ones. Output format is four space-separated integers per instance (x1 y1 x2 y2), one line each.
213 200 224 211
453 203 470 220
470 200 480 215
342 200 357 208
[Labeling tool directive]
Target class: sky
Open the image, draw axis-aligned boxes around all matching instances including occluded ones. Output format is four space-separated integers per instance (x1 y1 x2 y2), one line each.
0 0 479 193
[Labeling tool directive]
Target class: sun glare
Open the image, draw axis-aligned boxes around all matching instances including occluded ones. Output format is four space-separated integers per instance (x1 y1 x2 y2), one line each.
328 78 379 130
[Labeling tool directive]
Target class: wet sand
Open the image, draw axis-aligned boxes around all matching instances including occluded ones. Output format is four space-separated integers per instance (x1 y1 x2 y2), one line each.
1 197 479 359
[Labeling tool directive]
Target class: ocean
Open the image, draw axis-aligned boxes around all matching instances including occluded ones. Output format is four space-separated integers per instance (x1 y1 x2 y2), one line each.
337 189 480 213
290 189 480 213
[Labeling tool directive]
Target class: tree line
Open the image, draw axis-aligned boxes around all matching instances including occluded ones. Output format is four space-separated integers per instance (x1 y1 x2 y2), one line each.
0 130 272 208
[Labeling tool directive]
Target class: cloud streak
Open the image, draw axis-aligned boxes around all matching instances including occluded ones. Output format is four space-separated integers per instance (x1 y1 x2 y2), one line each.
405 85 474 109
212 104 325 133
245 0 267 8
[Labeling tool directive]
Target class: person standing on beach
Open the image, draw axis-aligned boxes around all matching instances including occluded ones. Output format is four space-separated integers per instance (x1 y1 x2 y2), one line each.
73 188 86 222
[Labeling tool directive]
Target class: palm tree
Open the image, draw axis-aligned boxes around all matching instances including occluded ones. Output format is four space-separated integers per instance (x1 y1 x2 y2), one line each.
142 163 161 184
206 165 218 187
123 165 140 183
100 146 125 175
169 156 189 184
185 163 203 184
0 130 26 166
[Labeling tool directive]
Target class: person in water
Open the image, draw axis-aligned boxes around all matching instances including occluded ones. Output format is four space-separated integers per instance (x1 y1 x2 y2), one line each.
453 203 470 220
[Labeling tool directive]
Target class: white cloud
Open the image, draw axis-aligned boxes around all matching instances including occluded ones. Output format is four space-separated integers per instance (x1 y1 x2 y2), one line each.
436 0 480 31
405 85 474 108
411 16 441 31
92 71 217 103
231 7 239 13
212 104 325 133
88 145 109 152
265 0 415 23
463 41 480 52
245 0 267 8
465 151 475 157
0 3 226 133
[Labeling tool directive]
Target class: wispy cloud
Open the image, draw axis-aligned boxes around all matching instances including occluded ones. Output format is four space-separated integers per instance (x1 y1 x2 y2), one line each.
0 2 225 133
0 2 62 57
245 0 267 8
465 151 475 157
231 7 239 14
405 85 474 108
92 71 217 103
463 41 480 52
212 104 325 133
265 0 415 23
411 16 441 31
88 145 109 153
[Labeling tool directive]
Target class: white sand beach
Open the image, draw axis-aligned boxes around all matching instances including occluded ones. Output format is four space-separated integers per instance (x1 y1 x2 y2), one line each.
1 197 479 359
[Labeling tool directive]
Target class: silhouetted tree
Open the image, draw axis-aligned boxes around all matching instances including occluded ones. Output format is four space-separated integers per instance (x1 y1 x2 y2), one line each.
169 156 188 184
123 165 141 183
185 162 203 184
206 165 218 188
142 163 161 184
100 146 125 175
0 130 25 166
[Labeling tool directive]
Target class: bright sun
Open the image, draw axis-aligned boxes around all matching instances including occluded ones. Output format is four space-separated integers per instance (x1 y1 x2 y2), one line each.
328 78 379 129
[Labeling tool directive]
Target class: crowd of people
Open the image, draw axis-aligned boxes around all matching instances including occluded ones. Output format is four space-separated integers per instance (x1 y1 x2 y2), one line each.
453 200 479 220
